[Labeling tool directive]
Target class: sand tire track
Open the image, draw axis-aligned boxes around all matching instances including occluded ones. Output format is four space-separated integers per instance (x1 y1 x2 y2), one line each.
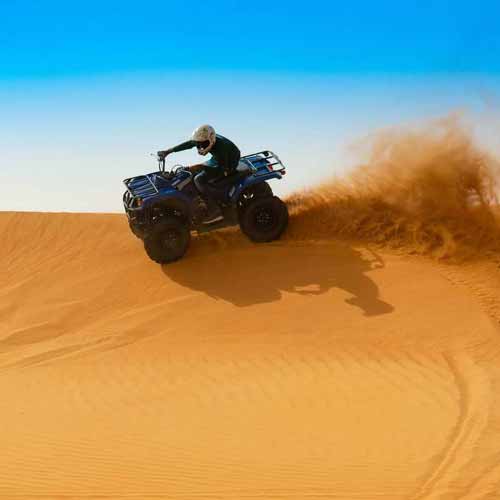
412 353 490 500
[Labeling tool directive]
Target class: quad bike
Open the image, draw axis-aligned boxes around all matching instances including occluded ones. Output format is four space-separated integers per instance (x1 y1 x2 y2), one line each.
123 151 289 264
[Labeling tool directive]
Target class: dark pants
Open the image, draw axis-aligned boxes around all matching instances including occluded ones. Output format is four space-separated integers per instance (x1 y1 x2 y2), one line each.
194 171 229 205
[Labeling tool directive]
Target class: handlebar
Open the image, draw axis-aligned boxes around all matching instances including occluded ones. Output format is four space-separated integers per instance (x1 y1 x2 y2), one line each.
149 153 166 172
173 164 189 173
149 153 190 175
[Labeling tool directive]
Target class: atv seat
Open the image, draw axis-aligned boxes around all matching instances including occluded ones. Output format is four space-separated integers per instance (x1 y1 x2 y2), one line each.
208 161 253 188
236 160 254 173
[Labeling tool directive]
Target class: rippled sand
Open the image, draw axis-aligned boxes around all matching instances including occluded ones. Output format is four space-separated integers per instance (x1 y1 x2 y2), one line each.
1 211 500 499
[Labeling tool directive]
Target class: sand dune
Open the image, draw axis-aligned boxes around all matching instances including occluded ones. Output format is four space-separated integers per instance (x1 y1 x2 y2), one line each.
1 208 500 499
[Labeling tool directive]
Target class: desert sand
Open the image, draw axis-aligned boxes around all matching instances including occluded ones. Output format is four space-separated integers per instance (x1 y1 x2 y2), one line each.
1 208 500 499
2 120 500 498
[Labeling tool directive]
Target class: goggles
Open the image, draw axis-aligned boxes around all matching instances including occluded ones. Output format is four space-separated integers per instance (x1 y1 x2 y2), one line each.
196 140 210 150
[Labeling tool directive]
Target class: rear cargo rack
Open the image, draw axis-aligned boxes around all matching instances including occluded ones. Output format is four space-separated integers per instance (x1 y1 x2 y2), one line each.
241 151 285 174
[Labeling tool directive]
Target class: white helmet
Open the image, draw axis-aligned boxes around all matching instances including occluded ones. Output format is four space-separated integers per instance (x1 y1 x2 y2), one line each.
192 124 216 155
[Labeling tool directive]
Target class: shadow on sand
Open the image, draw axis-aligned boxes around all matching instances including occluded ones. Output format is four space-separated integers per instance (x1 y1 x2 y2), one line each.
163 241 394 316
0 240 394 371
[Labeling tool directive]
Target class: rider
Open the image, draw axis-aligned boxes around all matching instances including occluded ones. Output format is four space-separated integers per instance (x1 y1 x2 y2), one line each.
158 125 241 224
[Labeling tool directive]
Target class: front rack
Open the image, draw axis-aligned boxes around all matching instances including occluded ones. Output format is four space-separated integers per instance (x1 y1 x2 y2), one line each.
123 174 159 197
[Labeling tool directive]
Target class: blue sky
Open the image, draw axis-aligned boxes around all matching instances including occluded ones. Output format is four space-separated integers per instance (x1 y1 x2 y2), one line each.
3 0 500 77
2 1 500 211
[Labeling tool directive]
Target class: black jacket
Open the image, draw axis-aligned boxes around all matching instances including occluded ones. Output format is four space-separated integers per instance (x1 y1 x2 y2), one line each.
170 134 241 176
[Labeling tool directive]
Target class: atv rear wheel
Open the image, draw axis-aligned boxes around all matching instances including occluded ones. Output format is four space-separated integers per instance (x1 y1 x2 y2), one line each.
143 216 191 264
246 182 272 199
239 196 288 243
239 182 273 206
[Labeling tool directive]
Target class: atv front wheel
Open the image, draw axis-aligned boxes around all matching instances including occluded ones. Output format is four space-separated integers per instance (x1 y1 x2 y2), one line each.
239 196 288 243
143 216 191 264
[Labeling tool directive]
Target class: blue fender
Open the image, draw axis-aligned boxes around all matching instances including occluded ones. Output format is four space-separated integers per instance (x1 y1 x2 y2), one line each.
229 171 283 202
143 188 193 219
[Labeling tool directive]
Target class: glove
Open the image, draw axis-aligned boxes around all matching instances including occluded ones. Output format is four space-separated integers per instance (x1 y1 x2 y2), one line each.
157 150 171 160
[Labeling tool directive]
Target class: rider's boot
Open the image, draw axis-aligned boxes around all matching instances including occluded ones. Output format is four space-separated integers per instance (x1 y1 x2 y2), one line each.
202 197 223 224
